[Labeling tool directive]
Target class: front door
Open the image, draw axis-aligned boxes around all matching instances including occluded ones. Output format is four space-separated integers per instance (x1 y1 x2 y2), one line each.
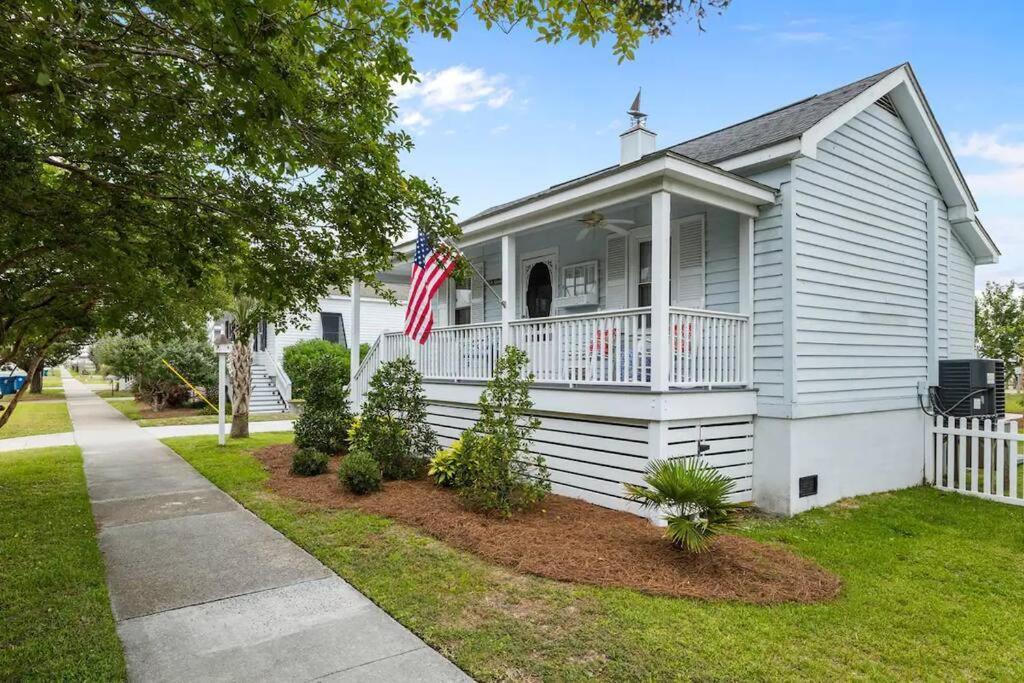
520 251 558 319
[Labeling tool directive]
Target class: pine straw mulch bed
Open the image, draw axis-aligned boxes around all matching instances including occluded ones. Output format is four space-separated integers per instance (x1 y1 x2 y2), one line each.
253 444 841 605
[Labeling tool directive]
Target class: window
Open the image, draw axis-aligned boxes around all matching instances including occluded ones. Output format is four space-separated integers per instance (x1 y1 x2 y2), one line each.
454 277 471 325
561 261 598 297
637 240 652 307
320 312 347 346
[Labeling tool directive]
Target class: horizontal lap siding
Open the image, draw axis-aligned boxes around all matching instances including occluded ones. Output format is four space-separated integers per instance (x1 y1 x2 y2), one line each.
704 210 740 313
948 233 976 357
271 298 405 363
425 403 754 512
793 105 941 404
752 200 785 399
666 420 755 501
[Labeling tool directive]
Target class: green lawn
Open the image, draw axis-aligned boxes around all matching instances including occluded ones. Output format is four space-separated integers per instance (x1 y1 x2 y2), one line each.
1 386 65 403
0 447 125 679
0 402 72 440
42 373 64 388
1007 392 1023 414
107 398 293 427
164 433 1024 681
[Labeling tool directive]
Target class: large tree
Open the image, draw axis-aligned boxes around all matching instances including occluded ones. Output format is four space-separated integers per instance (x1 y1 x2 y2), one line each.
976 280 1024 389
1 0 727 429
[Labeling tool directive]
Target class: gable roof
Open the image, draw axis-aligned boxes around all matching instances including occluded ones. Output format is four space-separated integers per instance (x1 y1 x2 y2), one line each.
460 64 998 263
667 65 902 164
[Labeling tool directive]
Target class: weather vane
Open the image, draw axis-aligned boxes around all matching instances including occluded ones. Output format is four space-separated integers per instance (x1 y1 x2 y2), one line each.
627 88 646 127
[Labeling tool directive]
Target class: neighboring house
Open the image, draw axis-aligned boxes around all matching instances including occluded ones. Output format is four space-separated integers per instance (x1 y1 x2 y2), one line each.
215 290 407 412
257 291 407 367
350 63 999 517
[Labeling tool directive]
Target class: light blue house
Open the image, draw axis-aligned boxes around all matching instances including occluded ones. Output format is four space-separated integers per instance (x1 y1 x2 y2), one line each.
352 63 999 516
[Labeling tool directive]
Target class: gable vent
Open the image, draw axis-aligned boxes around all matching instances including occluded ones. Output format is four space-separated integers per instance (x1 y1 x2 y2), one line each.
875 94 900 119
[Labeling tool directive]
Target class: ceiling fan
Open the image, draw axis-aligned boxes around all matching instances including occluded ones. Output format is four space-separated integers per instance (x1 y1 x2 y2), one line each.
575 210 634 242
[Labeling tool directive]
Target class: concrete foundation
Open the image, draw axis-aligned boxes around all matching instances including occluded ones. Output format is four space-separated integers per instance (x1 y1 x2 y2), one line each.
753 408 926 515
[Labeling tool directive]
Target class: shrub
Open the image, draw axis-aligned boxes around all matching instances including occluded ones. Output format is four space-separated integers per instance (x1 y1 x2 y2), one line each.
624 458 739 553
283 339 371 399
293 356 353 454
459 347 549 516
291 447 329 476
91 332 216 410
352 357 435 480
429 438 470 488
338 449 382 494
347 415 361 444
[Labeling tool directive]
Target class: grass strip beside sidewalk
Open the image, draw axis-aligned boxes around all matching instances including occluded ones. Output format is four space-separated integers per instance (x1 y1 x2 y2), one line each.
0 447 125 679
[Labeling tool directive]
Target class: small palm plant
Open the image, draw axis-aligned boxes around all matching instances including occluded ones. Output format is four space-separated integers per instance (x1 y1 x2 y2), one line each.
624 457 738 553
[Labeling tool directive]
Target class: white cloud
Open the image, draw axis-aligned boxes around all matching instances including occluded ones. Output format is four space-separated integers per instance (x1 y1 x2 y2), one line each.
400 111 431 129
954 131 1024 167
954 128 1024 198
773 30 830 43
489 124 510 135
395 65 513 114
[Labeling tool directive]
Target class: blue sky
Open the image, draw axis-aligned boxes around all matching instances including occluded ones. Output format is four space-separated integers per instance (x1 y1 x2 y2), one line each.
395 0 1024 288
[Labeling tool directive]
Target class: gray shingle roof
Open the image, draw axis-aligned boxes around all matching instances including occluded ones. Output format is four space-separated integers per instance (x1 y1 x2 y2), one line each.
464 65 904 225
668 65 903 164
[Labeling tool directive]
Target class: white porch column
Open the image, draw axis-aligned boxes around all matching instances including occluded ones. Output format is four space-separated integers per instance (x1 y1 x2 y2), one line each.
350 278 361 400
739 216 755 388
501 234 516 348
650 190 671 392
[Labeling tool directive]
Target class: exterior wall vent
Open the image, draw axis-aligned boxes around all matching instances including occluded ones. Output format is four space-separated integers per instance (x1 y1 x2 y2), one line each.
875 94 900 119
798 475 818 498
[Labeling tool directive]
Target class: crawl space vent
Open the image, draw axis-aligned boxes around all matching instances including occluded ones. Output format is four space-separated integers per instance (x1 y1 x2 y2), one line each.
798 475 818 498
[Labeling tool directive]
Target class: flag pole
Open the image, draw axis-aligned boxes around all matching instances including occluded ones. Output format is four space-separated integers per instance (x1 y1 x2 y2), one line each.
437 236 506 308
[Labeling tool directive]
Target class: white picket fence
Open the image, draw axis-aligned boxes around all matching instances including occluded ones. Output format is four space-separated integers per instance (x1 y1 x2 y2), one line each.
927 415 1024 507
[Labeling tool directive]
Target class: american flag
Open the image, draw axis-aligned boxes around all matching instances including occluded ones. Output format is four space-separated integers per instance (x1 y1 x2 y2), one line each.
405 232 457 344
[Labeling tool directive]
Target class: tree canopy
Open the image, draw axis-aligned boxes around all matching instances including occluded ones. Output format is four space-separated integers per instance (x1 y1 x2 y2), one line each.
975 280 1024 387
1 0 728 424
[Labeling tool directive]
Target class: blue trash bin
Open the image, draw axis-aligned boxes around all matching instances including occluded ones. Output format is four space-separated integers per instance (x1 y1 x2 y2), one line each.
0 376 27 396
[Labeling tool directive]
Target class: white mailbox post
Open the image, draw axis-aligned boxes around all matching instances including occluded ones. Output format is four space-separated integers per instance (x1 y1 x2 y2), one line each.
214 326 232 446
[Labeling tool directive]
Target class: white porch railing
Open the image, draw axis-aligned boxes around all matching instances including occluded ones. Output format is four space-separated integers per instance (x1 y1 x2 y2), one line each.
265 352 293 404
509 308 652 385
668 307 750 387
417 322 502 381
351 307 750 398
350 336 382 408
350 323 503 406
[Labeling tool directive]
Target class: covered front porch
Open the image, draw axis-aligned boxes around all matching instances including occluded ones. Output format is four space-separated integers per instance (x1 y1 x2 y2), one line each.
352 151 775 405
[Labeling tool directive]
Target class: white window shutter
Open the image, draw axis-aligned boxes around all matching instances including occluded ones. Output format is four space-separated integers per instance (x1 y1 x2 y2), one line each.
674 216 705 308
605 235 628 309
470 261 484 323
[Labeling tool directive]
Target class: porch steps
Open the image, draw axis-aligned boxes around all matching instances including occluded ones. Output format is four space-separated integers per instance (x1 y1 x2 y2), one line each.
249 364 288 414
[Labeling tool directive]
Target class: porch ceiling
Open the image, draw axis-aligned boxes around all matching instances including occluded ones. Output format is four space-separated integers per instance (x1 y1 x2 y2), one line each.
394 152 776 256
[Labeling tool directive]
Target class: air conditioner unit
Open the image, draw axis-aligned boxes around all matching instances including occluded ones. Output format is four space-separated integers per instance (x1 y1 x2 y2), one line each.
937 358 1005 418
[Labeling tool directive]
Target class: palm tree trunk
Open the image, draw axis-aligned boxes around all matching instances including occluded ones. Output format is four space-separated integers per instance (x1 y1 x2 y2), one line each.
229 341 252 438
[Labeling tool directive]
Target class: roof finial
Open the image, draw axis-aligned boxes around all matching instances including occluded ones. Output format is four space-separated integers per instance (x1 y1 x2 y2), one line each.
627 88 646 128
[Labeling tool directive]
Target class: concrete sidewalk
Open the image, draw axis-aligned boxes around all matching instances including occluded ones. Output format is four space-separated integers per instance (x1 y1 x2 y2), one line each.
63 376 469 682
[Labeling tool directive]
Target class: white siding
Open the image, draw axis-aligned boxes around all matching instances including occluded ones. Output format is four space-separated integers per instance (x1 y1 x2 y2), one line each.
270 296 405 363
791 104 966 405
947 232 976 357
750 196 785 400
703 209 740 312
427 403 754 512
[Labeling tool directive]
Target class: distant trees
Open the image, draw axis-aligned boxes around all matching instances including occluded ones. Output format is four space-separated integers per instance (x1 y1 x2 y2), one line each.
975 281 1024 389
92 333 217 410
